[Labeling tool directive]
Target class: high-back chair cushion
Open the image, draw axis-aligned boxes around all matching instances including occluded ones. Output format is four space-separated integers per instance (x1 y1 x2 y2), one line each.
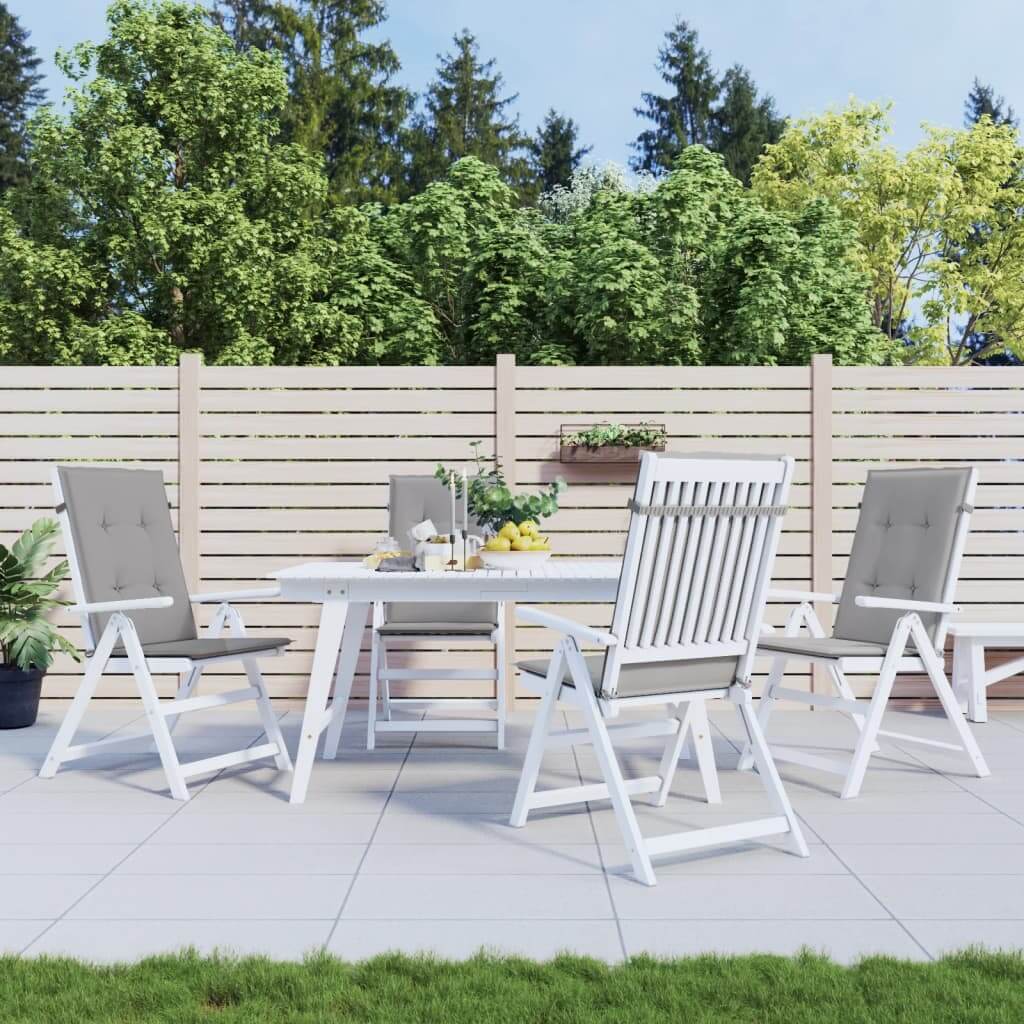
386 475 497 626
58 466 196 646
832 467 971 647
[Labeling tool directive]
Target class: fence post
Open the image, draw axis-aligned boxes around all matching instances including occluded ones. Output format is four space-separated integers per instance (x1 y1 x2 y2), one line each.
178 352 202 593
495 353 518 708
810 353 834 697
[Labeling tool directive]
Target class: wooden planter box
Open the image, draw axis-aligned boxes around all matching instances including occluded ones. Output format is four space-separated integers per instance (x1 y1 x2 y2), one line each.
559 423 667 464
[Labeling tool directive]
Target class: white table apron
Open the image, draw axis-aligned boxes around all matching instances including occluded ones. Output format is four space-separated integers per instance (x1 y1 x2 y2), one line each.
270 560 622 803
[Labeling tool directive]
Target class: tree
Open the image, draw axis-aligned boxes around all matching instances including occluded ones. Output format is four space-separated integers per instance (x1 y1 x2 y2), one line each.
752 100 1024 364
965 77 1017 128
631 19 718 175
214 0 412 203
0 3 45 192
528 109 591 195
712 64 785 183
0 0 435 365
402 30 529 197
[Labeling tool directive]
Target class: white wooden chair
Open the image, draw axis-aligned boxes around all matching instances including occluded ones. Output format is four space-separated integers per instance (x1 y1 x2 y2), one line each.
361 475 507 751
40 466 292 800
737 467 990 798
510 452 808 886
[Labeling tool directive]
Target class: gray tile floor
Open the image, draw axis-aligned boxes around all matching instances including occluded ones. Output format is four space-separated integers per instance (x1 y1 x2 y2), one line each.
2 699 1024 964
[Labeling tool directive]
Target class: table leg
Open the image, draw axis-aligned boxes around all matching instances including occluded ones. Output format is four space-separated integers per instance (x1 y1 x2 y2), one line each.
952 637 968 713
967 640 987 724
290 599 348 804
324 602 370 760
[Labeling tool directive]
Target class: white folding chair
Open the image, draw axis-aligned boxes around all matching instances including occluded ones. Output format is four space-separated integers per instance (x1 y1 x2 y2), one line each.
738 467 990 798
40 466 292 800
360 475 507 751
511 452 808 886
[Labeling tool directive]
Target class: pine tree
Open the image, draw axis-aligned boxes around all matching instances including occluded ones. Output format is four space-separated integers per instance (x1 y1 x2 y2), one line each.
964 77 1017 128
0 2 45 193
631 18 784 182
712 65 785 184
529 109 591 195
214 0 411 203
402 29 529 197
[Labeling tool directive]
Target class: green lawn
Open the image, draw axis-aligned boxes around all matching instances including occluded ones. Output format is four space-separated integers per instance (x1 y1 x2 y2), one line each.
3 950 1024 1023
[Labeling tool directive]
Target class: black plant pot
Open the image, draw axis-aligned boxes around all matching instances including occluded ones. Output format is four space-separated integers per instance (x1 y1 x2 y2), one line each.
0 667 44 729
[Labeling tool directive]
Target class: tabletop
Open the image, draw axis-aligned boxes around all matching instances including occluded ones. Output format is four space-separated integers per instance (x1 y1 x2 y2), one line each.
948 622 1024 639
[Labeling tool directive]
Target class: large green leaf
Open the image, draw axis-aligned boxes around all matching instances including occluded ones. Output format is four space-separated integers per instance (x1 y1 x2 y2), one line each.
11 519 60 578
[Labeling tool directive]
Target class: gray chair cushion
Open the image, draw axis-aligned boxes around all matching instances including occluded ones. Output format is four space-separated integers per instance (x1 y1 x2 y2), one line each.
758 636 887 660
386 475 496 627
119 636 291 661
58 466 196 646
378 621 497 637
517 654 739 699
833 468 971 647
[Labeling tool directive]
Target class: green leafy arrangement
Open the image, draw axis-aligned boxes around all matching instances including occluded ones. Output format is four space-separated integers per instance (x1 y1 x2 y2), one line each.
435 442 567 535
0 519 79 672
564 422 667 449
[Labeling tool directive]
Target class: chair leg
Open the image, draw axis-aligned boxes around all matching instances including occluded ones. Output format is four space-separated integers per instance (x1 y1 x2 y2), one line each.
510 646 564 828
910 618 990 780
735 688 808 857
366 637 380 751
690 699 721 804
242 658 292 772
737 654 786 771
39 616 121 779
653 702 695 806
495 617 507 751
379 642 392 722
567 642 656 886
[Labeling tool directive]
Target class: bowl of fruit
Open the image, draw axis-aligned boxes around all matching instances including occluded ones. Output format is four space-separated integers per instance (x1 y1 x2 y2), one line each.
479 520 551 569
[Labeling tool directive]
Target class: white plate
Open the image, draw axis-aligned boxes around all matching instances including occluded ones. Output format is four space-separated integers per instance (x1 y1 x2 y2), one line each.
478 549 552 569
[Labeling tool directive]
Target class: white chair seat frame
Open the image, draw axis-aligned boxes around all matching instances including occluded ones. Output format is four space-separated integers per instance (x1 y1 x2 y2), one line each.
366 603 507 750
510 454 809 886
40 469 291 800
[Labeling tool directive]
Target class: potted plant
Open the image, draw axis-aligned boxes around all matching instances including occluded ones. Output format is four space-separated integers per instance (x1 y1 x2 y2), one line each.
560 421 667 463
0 519 80 729
435 442 567 537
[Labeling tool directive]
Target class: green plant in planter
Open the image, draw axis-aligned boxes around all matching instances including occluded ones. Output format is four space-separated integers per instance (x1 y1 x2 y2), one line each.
435 442 567 535
564 422 667 449
0 519 80 671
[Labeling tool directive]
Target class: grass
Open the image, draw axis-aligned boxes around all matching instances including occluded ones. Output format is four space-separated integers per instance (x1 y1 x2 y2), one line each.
3 949 1024 1023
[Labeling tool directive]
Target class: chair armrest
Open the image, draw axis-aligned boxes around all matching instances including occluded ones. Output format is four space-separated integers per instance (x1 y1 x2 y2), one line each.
855 596 959 614
767 588 839 604
71 596 174 614
515 605 617 647
189 587 281 604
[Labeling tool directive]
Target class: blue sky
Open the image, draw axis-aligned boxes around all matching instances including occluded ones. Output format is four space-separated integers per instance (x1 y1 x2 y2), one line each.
11 1 1024 163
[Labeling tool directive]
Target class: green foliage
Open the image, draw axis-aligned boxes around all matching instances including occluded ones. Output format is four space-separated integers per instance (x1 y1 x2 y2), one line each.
435 442 566 534
631 18 783 185
564 422 666 449
965 77 1017 128
0 518 78 671
528 109 592 196
0 2 45 193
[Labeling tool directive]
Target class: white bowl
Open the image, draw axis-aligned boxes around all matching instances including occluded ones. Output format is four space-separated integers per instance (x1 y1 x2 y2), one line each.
478 549 551 569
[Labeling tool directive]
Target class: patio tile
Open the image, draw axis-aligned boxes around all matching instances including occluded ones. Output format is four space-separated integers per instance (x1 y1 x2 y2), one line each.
599 841 848 876
178 790 392 815
902 920 1024 957
384 791 514 814
67 873 354 920
326 920 623 961
607 874 887 920
0 921 53 954
360 843 603 875
798 811 1024 845
0 771 35 794
150 812 380 845
620 920 925 963
859 875 1024 921
213 764 400 793
373 811 595 845
25 919 333 962
831 844 1024 876
118 843 366 875
0 814 170 845
0 789 183 815
0 875 101 918
341 874 614 920
0 844 134 875
962 793 1024 821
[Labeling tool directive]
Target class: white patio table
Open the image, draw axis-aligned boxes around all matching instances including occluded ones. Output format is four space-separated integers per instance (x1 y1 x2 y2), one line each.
269 560 622 803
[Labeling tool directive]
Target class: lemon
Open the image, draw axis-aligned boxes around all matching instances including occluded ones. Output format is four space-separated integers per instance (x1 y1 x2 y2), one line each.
531 537 550 550
485 536 512 552
517 520 539 538
511 536 533 552
498 522 520 541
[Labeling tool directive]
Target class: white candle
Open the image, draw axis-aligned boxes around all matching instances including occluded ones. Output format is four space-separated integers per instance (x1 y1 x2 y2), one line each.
449 470 456 544
461 467 468 533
